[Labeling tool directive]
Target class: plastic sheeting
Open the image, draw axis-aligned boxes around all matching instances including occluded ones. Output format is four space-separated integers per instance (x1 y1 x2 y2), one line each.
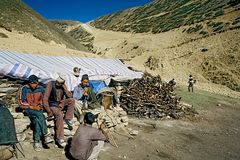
0 50 142 91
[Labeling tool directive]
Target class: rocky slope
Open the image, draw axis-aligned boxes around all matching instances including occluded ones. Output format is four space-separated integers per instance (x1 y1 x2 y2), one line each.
86 0 240 92
0 0 88 52
90 0 240 34
51 20 95 51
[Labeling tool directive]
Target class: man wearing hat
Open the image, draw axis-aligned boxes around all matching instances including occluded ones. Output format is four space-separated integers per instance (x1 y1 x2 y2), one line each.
67 67 81 92
73 74 100 122
43 76 75 148
18 75 53 151
73 67 81 77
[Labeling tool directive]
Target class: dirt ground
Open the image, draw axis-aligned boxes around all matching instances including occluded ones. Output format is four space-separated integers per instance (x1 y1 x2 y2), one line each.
12 86 240 160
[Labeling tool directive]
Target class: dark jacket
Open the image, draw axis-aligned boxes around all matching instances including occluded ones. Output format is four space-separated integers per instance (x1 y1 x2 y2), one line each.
18 84 44 110
43 81 72 112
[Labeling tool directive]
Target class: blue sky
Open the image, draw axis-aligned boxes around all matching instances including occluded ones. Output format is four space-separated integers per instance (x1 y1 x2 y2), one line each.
22 0 152 23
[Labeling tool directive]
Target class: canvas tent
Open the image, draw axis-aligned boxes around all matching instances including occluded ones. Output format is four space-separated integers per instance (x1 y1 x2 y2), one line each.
0 50 142 91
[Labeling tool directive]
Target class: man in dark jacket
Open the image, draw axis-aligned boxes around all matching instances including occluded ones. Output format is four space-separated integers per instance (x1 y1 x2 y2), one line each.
43 76 75 148
18 75 53 151
188 75 196 92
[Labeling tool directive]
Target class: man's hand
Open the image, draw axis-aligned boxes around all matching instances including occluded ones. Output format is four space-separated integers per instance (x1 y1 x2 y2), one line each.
62 84 68 90
99 122 109 142
99 122 106 130
47 110 53 117
21 102 29 109
82 88 89 96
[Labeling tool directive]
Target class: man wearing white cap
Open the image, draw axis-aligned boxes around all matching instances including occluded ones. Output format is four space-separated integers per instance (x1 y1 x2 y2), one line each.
43 76 75 148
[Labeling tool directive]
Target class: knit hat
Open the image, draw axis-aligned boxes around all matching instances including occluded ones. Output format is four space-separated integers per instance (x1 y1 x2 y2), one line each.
81 74 89 81
84 112 95 125
28 75 38 83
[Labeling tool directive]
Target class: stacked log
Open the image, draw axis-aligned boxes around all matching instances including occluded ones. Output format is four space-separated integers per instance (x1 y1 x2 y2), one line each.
97 106 128 129
120 73 197 119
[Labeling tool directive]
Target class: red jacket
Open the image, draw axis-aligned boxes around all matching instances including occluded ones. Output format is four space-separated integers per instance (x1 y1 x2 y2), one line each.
18 84 44 110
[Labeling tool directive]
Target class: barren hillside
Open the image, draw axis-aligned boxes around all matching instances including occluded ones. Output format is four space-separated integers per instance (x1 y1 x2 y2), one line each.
57 0 240 94
90 0 240 34
1 0 240 96
0 0 88 52
51 20 95 51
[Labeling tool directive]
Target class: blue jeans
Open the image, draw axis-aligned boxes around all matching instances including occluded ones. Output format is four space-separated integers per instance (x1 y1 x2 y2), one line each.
24 109 47 141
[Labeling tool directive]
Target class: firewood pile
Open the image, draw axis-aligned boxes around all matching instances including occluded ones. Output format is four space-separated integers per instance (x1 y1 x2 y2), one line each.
120 73 197 119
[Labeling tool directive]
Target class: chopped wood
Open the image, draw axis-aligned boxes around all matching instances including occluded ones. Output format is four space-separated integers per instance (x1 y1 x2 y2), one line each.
120 73 197 119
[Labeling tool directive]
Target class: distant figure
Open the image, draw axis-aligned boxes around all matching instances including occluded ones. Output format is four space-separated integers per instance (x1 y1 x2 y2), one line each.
18 75 53 151
188 75 195 92
70 112 108 160
43 76 75 148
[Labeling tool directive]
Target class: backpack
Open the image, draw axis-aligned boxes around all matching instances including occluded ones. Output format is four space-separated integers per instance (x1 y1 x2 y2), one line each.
0 101 24 159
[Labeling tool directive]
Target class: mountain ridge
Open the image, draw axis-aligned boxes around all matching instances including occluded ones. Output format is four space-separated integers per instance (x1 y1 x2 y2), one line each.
0 0 88 52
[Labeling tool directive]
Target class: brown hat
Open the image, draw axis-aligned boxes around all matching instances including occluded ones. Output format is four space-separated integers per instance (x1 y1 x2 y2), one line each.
73 67 80 77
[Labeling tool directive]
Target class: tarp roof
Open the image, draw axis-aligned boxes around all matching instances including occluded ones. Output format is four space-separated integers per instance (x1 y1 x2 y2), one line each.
0 49 142 90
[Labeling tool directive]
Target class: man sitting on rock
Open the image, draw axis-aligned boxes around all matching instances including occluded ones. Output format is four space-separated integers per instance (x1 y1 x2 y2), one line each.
43 76 75 148
18 75 53 152
70 112 108 160
73 74 100 122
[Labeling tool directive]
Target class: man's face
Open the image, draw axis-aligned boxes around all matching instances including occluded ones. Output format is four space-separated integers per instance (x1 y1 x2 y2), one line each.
29 82 38 89
81 79 88 87
56 81 63 87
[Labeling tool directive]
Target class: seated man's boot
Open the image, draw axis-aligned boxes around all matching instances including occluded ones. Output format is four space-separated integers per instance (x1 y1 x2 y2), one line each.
56 139 66 149
33 141 42 152
64 119 73 130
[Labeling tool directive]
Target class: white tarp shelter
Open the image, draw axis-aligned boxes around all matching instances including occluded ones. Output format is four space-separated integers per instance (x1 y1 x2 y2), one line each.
0 49 142 90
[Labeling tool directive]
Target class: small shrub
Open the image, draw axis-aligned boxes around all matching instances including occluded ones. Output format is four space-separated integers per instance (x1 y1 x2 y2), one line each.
145 56 159 70
133 46 139 50
199 30 208 36
201 48 208 52
0 32 8 38
213 25 224 32
207 21 224 32
186 24 203 33
33 34 46 42
205 12 212 17
228 0 240 6
232 17 240 25
215 8 224 17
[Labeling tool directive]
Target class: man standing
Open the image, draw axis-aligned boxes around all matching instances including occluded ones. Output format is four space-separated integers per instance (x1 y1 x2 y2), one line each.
70 112 108 160
188 75 195 92
18 75 53 151
43 76 75 148
73 74 100 122
65 67 81 92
